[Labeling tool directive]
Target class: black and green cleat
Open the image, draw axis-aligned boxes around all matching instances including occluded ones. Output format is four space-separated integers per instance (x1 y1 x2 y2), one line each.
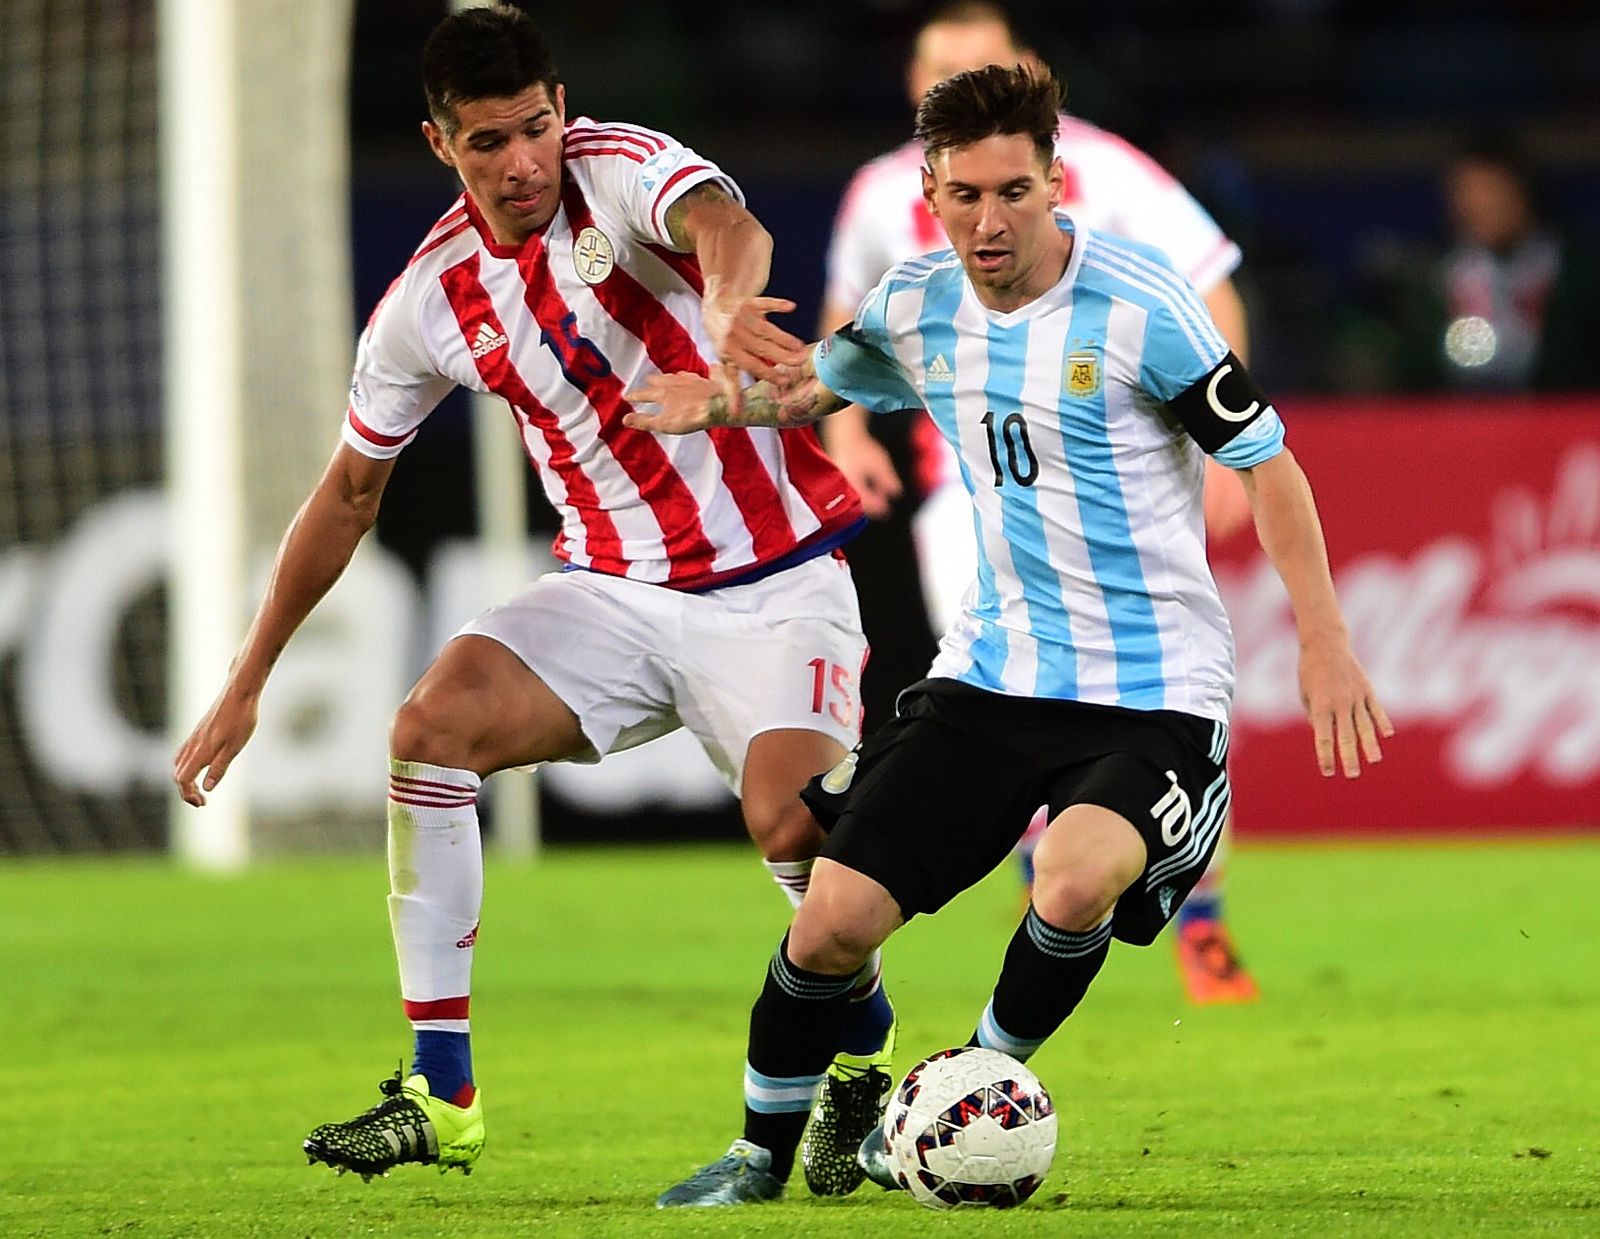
801 1005 897 1196
303 1072 484 1181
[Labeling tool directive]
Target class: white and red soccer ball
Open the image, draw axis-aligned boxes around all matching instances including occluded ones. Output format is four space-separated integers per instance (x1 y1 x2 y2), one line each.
882 1046 1058 1209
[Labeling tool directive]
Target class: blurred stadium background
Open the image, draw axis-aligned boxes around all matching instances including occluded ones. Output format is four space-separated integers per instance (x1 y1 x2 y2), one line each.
2 0 1596 858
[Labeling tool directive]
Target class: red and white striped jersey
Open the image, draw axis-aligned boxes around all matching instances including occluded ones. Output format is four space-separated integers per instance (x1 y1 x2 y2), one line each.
345 116 862 590
824 114 1241 313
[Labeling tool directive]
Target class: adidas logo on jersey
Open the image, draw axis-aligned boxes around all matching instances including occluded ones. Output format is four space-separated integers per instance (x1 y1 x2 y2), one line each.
470 322 509 359
926 353 955 383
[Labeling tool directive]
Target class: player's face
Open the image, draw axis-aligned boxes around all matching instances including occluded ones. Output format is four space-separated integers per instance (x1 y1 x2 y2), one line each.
1446 160 1533 252
424 82 566 246
909 20 1020 104
923 135 1067 308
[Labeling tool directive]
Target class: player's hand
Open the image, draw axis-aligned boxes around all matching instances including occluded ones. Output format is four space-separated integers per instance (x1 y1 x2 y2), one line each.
826 425 903 519
701 283 809 383
623 373 724 435
1297 635 1393 778
1202 458 1252 540
173 684 260 807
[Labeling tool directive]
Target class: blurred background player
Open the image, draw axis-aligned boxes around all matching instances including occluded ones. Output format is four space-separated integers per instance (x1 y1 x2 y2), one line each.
171 4 893 1184
817 1 1259 1004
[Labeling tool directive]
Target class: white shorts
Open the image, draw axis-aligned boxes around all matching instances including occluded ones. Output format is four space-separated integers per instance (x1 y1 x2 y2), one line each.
458 553 868 794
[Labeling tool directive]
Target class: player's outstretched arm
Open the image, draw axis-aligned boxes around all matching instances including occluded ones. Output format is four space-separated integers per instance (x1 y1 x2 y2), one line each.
172 444 395 806
665 185 809 385
624 353 848 436
1238 449 1393 778
815 297 902 519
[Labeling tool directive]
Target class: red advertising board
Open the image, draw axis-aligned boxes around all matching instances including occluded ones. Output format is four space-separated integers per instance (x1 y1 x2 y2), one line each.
1209 397 1600 835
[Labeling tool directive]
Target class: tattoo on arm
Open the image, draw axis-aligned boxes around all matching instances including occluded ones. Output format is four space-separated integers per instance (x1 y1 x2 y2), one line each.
664 183 735 250
705 363 847 429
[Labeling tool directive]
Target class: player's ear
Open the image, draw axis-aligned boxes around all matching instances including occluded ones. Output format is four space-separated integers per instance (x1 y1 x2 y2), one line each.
1045 155 1064 207
422 120 455 171
553 83 566 125
921 166 939 217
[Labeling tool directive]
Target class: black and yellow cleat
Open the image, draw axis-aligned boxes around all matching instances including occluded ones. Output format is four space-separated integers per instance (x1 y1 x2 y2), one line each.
801 1006 896 1196
303 1072 484 1180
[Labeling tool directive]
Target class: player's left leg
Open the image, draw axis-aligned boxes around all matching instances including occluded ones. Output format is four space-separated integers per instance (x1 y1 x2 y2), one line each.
857 803 1147 1191
974 805 1146 1059
305 634 593 1180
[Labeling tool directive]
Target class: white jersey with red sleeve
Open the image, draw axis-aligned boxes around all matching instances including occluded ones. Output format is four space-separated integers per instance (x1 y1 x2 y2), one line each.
344 116 862 591
823 112 1242 497
825 113 1240 311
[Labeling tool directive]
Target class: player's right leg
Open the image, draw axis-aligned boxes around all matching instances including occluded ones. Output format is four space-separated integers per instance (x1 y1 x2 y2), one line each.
662 688 1028 1207
739 730 899 1196
674 556 897 1194
657 859 904 1207
304 633 592 1180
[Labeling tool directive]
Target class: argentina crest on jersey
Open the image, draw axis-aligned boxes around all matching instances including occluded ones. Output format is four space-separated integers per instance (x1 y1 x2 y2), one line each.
1064 344 1101 397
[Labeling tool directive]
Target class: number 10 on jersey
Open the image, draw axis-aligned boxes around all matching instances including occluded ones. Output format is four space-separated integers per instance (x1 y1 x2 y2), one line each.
980 410 1039 487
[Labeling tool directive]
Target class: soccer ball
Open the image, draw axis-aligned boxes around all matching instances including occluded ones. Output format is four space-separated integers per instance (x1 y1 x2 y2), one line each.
882 1046 1057 1209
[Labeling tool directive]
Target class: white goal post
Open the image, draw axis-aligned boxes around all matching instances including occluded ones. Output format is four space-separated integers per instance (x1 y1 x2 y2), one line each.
161 0 539 866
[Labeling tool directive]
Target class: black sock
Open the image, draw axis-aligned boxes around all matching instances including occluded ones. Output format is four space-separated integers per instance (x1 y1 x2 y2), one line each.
970 906 1113 1060
742 933 855 1180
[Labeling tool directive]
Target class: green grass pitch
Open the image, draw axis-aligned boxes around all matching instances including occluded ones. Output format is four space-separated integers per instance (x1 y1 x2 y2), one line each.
4 837 1598 1236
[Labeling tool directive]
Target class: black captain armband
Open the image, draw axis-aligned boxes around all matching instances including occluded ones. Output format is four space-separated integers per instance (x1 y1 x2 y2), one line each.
1166 352 1272 453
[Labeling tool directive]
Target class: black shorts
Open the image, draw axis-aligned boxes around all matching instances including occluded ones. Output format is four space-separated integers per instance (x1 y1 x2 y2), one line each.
802 679 1232 946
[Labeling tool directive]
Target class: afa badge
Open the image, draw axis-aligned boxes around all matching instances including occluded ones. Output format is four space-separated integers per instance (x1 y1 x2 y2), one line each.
573 226 615 285
1065 350 1101 396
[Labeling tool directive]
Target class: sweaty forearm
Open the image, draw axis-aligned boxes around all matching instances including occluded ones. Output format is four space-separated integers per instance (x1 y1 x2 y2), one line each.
1241 450 1346 645
229 483 378 690
697 215 774 304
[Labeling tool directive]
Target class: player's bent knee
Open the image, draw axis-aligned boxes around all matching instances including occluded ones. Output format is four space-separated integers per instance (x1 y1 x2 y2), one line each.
1028 866 1126 932
1029 843 1142 930
786 915 877 976
742 796 824 863
785 861 899 973
389 688 478 771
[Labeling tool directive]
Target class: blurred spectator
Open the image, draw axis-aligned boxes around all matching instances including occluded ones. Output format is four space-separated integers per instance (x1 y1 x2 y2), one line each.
1344 135 1600 393
1435 135 1600 390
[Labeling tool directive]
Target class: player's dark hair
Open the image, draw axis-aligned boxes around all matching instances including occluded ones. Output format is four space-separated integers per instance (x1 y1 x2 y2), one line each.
914 64 1062 163
422 4 560 136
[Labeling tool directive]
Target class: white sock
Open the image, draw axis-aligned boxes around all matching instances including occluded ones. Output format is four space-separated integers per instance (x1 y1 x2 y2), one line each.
387 760 483 1033
764 858 814 910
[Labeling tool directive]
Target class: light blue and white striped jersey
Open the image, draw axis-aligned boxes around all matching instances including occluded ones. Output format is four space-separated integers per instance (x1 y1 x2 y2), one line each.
813 215 1285 722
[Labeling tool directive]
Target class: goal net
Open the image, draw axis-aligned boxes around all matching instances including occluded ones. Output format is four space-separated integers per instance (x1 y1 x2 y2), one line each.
2 0 729 863
0 0 363 858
